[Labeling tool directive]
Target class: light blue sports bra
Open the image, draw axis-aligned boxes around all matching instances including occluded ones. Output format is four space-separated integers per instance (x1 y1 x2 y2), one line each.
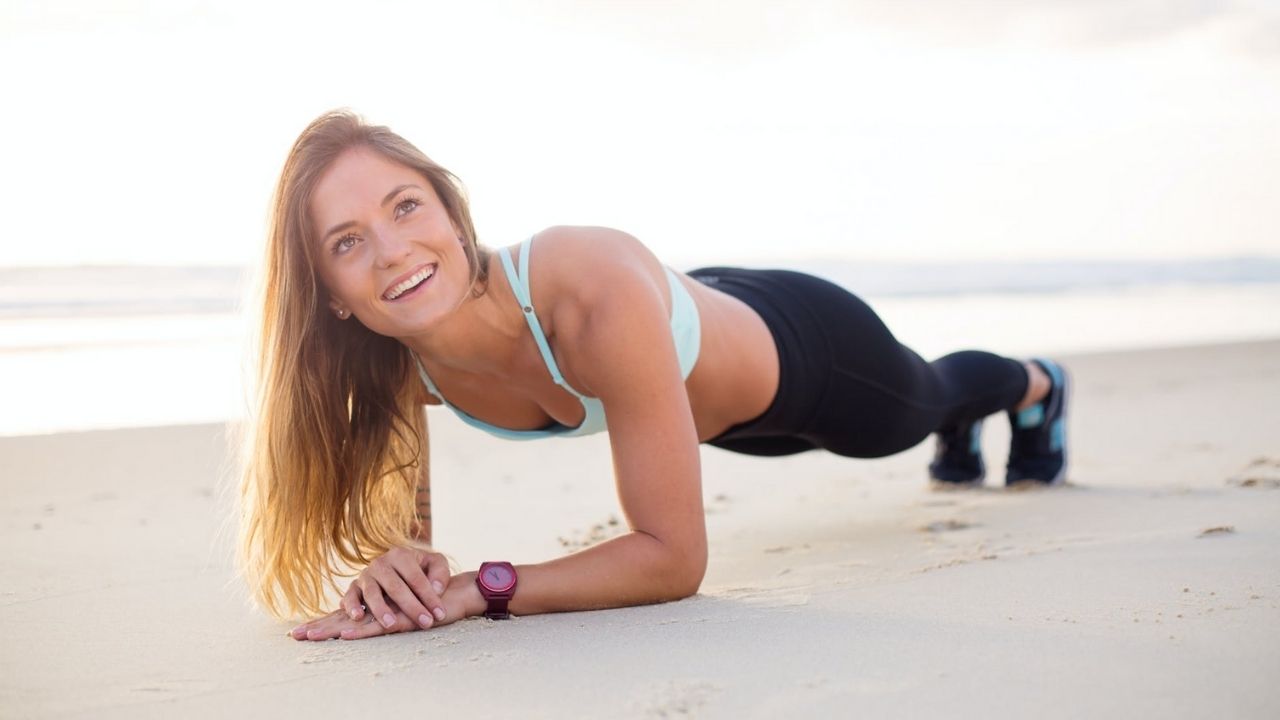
413 235 701 440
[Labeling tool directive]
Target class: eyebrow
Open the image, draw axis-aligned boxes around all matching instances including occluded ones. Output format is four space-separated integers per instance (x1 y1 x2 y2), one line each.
320 184 422 243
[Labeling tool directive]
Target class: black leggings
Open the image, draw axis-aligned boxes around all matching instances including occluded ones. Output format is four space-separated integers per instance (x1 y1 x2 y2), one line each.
689 267 1029 458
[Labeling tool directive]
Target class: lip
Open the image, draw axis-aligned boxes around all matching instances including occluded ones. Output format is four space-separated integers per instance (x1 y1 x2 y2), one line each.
381 262 436 301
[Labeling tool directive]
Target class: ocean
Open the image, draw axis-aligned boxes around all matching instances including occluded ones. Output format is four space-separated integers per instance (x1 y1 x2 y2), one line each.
2 259 1278 437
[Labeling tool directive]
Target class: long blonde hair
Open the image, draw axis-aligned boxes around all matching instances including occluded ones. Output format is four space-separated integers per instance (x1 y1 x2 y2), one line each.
239 110 489 618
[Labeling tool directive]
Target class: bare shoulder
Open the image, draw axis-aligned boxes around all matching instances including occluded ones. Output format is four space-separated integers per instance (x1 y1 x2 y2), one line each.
525 226 668 312
530 226 664 281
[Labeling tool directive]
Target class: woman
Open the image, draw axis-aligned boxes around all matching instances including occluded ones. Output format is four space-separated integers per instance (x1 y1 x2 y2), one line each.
241 110 1069 642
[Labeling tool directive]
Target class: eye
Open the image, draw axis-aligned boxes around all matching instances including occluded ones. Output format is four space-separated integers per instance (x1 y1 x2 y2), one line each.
395 196 421 218
332 233 359 255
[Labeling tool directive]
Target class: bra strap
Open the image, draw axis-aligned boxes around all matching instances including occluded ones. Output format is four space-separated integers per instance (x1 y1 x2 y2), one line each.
417 351 448 397
498 237 583 397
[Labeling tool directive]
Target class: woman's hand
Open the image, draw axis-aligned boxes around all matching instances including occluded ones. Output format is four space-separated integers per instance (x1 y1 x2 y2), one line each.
290 545 451 639
291 572 483 641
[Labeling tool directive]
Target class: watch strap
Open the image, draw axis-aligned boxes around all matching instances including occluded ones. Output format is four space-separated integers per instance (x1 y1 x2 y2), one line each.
484 597 511 620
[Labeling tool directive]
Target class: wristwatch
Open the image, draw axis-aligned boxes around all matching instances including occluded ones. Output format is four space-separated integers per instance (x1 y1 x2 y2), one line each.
476 561 518 619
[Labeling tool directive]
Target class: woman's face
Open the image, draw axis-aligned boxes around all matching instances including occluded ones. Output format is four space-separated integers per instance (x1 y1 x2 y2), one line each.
309 147 471 338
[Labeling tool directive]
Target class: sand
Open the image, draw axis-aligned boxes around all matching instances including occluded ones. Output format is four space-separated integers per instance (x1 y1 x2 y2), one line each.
2 340 1278 718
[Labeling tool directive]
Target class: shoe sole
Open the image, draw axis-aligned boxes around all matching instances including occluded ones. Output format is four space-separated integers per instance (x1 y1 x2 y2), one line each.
928 462 986 486
929 477 985 491
928 471 986 488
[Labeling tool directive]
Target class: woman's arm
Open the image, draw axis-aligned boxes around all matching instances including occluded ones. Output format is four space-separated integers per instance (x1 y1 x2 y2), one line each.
413 433 432 546
499 230 709 614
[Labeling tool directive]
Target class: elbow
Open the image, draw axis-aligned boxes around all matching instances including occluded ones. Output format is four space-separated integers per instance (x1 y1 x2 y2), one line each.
665 542 707 601
634 526 707 602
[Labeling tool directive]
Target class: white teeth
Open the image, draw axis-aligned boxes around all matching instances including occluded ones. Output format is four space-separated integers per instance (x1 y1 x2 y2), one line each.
386 266 434 299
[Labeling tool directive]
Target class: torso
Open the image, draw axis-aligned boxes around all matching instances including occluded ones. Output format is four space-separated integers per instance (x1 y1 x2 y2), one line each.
415 227 779 442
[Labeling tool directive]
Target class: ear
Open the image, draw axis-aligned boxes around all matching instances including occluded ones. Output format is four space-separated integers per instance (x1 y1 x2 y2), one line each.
329 300 351 320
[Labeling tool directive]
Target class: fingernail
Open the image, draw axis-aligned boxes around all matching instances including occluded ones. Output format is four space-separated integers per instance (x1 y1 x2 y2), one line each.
433 607 446 621
382 613 395 628
432 581 444 594
348 609 359 620
418 613 432 628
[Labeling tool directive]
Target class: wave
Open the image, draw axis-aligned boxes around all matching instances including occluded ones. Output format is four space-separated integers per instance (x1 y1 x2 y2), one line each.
0 265 246 319
756 256 1280 298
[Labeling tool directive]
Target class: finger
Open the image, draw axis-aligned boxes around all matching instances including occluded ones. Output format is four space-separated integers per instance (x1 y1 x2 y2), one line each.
314 609 361 640
360 571 403 630
339 620 389 641
422 553 452 597
290 609 341 640
326 611 384 641
374 563 435 630
341 583 364 621
389 556 445 626
297 610 347 641
340 609 411 641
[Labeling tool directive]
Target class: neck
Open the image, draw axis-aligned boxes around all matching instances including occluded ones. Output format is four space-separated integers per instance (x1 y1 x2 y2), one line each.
398 272 524 377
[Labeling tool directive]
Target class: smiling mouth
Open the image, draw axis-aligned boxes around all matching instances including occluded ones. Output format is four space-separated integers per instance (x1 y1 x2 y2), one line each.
383 264 436 301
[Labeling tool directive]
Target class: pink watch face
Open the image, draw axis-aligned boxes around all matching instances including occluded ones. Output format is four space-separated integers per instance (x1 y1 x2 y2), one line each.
480 563 515 592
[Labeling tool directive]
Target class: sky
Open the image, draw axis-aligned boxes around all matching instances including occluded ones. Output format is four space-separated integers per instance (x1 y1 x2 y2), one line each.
1 0 1277 267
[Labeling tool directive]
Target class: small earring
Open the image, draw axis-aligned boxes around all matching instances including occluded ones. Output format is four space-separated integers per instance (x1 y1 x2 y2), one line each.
334 308 349 319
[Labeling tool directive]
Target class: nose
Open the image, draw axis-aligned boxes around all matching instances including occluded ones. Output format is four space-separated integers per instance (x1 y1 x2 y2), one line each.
372 227 412 269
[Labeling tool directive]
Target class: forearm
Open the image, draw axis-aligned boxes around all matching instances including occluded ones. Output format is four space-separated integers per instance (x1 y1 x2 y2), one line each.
455 530 707 619
413 444 432 544
413 482 432 545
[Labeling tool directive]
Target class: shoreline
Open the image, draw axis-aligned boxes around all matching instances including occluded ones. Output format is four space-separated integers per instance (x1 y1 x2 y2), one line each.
5 333 1280 441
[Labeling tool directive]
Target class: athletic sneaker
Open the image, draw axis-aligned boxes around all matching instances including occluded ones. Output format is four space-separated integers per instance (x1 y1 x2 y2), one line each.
928 419 985 486
1005 358 1070 485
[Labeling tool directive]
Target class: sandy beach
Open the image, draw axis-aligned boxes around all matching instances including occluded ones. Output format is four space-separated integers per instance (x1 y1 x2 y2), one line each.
2 339 1278 718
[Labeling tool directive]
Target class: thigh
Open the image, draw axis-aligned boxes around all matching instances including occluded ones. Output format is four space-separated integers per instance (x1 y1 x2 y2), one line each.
781 276 947 458
706 435 818 457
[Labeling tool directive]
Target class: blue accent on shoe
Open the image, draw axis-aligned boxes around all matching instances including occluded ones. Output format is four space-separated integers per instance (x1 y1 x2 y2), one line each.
969 418 984 454
1015 404 1044 428
1005 358 1070 485
1040 357 1064 390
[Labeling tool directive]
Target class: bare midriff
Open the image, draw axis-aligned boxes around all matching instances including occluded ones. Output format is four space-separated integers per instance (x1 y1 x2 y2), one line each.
672 272 780 442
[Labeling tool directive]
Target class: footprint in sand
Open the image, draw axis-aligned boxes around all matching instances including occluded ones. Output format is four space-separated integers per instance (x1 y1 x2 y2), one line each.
557 515 623 550
717 585 811 608
131 680 216 695
920 519 976 533
640 680 721 718
703 493 731 515
763 543 810 555
1227 457 1280 489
